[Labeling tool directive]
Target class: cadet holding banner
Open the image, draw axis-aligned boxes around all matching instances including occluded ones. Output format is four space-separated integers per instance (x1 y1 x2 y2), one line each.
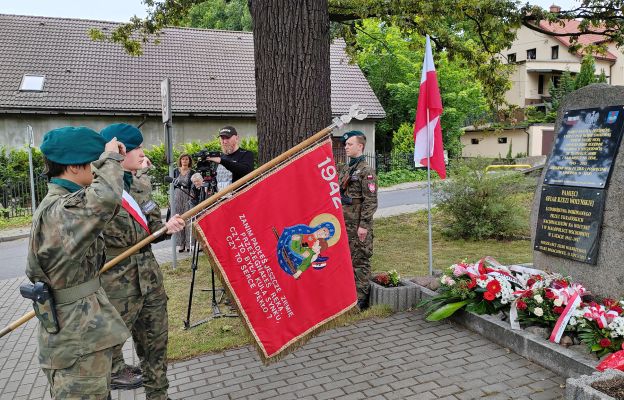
24 126 130 399
99 124 184 400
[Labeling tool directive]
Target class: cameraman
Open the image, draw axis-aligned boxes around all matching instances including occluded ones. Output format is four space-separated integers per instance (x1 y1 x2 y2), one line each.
207 126 254 191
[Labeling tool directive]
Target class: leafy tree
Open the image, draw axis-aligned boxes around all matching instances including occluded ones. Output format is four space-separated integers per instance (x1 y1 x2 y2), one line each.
92 0 624 158
182 0 251 31
549 70 576 112
354 20 487 156
575 54 598 89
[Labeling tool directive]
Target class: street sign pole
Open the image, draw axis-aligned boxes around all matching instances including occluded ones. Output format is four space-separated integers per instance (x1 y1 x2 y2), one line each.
161 78 177 268
26 125 37 213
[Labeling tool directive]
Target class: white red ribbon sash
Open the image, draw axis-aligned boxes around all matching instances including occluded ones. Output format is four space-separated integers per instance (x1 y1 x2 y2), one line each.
121 190 150 234
549 292 582 343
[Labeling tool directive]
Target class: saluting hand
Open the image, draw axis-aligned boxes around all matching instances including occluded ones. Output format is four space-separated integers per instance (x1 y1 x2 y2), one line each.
104 137 127 156
165 214 185 234
357 227 368 242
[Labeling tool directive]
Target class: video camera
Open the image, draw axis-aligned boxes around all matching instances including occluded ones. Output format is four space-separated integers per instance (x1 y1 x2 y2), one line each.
192 149 221 178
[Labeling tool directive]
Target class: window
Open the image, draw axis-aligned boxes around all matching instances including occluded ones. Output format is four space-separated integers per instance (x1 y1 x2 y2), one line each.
538 74 544 95
19 75 45 91
552 75 561 88
498 137 508 144
507 53 516 63
527 48 536 60
551 45 559 59
471 138 480 145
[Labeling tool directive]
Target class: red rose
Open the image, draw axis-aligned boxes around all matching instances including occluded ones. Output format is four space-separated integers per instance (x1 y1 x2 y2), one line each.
522 290 533 298
486 280 501 294
603 298 617 309
611 306 624 314
516 300 527 311
484 291 496 301
467 277 477 289
526 278 536 287
553 306 565 314
545 290 555 300
479 274 488 281
600 338 612 348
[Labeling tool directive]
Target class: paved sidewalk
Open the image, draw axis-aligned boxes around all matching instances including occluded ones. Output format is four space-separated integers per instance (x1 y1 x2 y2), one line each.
0 275 565 400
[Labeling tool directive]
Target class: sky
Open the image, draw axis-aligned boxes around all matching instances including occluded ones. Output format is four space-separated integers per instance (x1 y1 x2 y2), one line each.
0 0 580 22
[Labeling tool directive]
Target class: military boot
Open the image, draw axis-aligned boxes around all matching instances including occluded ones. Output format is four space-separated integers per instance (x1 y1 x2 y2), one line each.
111 364 143 390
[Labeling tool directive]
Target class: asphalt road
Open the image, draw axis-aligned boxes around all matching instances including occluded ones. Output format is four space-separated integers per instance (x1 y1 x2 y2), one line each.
0 186 433 280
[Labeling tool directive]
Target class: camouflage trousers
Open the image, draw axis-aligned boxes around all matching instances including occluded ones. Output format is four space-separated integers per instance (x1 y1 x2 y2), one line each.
43 347 112 400
348 228 374 301
108 287 169 400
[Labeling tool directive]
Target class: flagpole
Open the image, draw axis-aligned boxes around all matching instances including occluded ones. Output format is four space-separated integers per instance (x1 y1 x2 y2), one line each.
426 108 433 276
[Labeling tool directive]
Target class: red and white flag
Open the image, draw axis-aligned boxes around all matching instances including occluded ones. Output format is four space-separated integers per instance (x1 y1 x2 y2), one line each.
413 35 446 179
194 140 357 361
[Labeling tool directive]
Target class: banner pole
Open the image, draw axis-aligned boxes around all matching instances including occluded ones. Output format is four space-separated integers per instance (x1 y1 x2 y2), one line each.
0 107 367 338
426 108 433 277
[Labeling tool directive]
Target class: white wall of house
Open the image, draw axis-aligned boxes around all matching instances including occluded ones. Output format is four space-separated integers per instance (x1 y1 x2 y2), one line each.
606 43 624 85
503 26 615 107
0 114 377 152
461 129 529 158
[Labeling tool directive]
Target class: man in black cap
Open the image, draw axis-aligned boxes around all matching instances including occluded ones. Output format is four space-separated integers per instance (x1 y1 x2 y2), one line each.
207 125 254 191
338 130 378 311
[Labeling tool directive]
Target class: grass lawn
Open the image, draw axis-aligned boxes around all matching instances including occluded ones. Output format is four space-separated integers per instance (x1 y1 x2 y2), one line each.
163 209 533 362
0 216 31 230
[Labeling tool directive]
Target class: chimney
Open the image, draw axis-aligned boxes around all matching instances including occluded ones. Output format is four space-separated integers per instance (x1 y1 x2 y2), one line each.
549 4 561 13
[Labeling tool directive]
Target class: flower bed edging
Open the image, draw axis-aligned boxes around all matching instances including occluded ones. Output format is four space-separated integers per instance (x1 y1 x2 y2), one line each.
565 370 624 400
369 279 419 312
416 283 597 378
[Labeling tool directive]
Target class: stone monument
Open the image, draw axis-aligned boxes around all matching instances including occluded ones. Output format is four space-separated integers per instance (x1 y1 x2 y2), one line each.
531 84 624 298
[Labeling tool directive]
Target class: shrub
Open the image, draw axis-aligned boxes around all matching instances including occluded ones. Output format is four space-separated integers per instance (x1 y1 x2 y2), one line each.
378 168 433 187
434 158 535 240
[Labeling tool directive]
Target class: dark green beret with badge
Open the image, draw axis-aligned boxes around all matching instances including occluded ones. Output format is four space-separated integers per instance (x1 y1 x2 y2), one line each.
40 126 107 165
341 130 365 142
100 123 143 151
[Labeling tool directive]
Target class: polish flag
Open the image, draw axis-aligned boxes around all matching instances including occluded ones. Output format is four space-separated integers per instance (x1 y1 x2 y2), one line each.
413 35 446 179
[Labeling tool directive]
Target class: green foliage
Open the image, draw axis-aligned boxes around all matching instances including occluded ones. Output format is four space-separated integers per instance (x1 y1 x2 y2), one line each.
391 123 414 154
378 168 433 187
425 300 470 321
434 158 535 240
354 20 487 155
549 70 576 112
0 145 44 183
182 0 252 31
575 54 598 89
506 141 513 163
597 69 608 83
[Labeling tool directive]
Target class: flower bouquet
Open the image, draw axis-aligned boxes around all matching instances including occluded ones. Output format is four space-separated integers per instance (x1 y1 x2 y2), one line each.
420 257 520 321
373 269 401 287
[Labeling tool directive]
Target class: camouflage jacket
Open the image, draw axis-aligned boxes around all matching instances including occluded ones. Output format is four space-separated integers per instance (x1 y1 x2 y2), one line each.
100 173 166 298
26 152 131 369
338 158 378 230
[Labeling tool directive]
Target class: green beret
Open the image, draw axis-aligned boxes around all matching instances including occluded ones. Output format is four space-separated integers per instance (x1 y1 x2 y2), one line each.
40 126 106 165
100 123 143 151
341 130 365 142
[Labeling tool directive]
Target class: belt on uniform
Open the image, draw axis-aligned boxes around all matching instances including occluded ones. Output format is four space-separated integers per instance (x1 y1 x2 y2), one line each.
53 276 101 305
106 245 152 257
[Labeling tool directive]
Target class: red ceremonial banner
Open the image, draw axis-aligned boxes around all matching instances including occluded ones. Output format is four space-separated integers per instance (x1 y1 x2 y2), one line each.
194 140 357 360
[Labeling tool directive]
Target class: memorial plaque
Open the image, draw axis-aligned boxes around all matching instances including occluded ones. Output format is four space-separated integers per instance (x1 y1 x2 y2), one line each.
534 185 605 264
543 106 624 188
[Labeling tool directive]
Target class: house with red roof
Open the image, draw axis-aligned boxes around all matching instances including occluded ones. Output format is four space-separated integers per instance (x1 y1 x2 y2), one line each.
502 4 622 109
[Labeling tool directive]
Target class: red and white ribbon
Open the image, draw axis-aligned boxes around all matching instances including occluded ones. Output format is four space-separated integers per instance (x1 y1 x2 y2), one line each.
121 190 150 234
549 292 582 343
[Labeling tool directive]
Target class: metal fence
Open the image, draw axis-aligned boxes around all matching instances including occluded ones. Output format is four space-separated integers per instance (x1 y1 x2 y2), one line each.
1 175 48 219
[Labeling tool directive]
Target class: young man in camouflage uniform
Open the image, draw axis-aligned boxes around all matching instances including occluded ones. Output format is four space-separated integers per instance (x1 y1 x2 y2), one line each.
338 131 378 310
26 126 130 399
99 124 185 399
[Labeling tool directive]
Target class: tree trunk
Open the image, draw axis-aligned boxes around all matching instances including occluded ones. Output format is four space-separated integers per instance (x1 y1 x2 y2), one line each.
249 0 332 163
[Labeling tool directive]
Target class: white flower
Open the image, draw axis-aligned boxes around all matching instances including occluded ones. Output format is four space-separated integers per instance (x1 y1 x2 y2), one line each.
553 298 563 307
440 275 456 286
533 307 544 317
534 295 544 304
569 317 577 326
608 317 624 338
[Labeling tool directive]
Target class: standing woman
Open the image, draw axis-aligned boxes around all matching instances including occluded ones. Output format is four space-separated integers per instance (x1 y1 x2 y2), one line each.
173 154 194 252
